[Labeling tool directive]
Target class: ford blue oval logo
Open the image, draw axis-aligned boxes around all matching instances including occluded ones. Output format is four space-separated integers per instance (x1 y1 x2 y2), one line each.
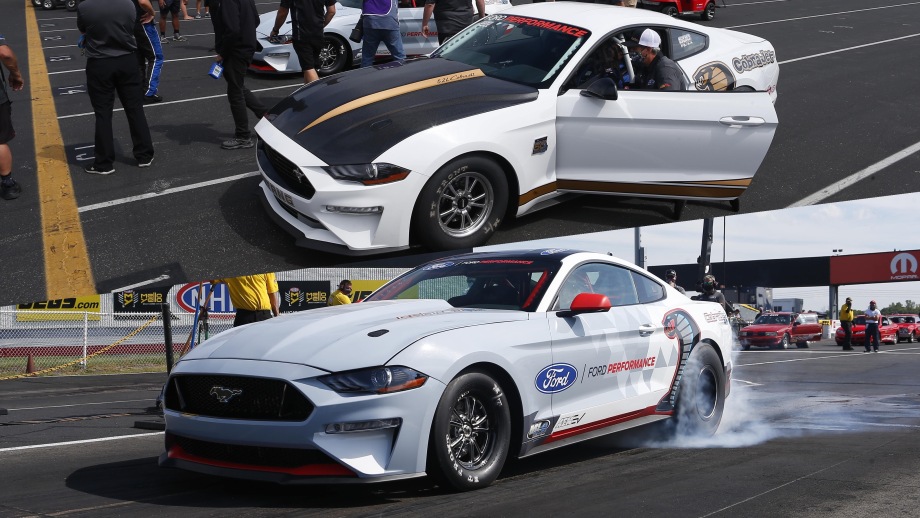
535 363 578 394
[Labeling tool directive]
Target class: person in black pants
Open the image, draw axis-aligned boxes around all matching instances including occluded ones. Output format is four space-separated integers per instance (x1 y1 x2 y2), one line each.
210 0 267 150
78 0 154 174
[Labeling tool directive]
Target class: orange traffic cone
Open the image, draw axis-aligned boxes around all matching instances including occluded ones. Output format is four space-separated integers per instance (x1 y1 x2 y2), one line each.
26 354 35 374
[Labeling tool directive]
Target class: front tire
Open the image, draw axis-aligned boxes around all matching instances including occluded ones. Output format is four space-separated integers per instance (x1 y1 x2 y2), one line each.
780 333 791 349
427 372 511 491
673 344 725 437
317 35 348 76
42 0 56 9
412 156 508 251
65 0 77 10
700 1 716 20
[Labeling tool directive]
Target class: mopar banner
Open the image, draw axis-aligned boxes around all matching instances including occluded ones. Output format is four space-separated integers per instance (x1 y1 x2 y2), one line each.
112 287 172 313
175 283 235 314
830 249 920 285
278 281 329 312
16 296 102 321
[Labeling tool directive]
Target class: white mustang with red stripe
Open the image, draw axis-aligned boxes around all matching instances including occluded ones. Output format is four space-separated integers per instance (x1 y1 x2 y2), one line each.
160 249 733 490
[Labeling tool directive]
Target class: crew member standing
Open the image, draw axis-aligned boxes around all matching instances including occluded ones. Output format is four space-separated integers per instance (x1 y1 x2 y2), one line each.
863 299 882 353
328 280 353 306
422 0 485 45
132 0 165 103
839 296 855 351
213 273 281 327
210 0 268 150
270 0 335 83
78 0 155 174
0 32 24 200
665 269 685 294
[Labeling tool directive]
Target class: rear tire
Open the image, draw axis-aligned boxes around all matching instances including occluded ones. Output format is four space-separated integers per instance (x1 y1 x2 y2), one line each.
796 341 809 349
42 0 56 9
700 1 716 20
908 332 916 343
662 5 679 16
427 372 511 491
672 344 725 437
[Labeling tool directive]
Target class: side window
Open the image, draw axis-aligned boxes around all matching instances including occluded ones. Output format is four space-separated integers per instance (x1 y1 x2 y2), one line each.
631 271 665 304
553 263 640 310
669 28 707 61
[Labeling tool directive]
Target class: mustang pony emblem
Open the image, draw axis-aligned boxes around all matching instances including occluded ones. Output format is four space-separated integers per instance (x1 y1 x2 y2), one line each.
210 386 243 403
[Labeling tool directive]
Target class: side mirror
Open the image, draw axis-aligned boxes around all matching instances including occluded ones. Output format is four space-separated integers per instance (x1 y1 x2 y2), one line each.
579 77 618 101
558 293 611 318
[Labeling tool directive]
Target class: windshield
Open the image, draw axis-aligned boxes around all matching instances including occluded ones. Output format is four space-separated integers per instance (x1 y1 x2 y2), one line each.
753 314 791 325
431 14 590 88
364 257 562 311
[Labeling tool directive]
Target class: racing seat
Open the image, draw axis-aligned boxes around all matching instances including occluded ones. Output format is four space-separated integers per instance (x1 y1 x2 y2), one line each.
477 284 520 309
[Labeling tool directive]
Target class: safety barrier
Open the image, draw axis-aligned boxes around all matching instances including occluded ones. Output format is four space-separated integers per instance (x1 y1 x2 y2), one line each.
0 308 233 379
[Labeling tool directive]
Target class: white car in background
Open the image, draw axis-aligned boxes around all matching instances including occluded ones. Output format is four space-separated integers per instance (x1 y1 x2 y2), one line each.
251 0 514 76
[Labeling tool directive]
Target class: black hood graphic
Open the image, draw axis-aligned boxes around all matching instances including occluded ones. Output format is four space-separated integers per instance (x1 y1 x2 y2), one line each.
267 58 539 165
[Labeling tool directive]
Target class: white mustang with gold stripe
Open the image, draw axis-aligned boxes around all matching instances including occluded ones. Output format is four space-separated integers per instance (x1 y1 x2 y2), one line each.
255 2 779 255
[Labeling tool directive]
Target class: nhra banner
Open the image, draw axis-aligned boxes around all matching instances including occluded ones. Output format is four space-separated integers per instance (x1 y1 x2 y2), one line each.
830 249 920 285
112 287 172 313
278 281 329 312
16 296 102 321
175 282 235 314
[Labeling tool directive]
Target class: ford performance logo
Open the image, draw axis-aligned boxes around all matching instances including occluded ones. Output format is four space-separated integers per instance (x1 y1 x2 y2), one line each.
535 364 577 394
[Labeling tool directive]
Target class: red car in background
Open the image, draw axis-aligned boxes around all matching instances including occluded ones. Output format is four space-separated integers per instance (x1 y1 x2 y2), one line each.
888 314 920 343
835 315 899 347
739 312 823 350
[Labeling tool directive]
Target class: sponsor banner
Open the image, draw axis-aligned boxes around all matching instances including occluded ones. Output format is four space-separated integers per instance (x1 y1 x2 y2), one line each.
176 283 235 314
112 287 171 313
16 296 102 321
830 250 920 285
278 281 329 312
350 280 388 303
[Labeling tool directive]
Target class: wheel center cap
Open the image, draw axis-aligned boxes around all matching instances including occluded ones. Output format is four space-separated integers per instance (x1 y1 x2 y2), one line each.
462 424 472 437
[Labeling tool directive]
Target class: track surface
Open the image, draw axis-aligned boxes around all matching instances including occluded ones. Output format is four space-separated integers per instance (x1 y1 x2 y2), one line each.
2 0 919 306
2 340 920 516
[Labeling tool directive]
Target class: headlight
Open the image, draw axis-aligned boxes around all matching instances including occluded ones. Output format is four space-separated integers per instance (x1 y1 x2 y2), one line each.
764 332 777 336
319 366 428 394
740 331 749 336
322 163 410 185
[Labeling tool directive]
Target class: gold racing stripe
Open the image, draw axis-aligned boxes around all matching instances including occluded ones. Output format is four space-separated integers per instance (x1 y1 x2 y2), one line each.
26 2 96 299
298 69 486 134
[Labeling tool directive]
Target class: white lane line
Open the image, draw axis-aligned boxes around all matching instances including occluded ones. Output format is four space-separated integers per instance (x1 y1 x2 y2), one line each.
731 378 762 387
736 350 900 367
79 171 260 213
725 2 920 29
112 274 172 292
48 501 135 516
778 33 920 66
789 139 920 207
43 30 216 50
0 432 163 453
43 44 78 49
58 83 301 120
40 28 79 33
49 54 217 75
6 399 154 411
37 16 78 21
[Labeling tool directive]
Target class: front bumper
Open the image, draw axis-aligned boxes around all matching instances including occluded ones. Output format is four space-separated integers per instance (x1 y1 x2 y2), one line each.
739 336 782 347
255 119 428 254
160 359 445 482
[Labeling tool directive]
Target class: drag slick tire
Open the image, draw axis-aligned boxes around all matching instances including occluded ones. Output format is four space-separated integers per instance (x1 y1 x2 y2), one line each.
427 372 511 491
412 156 508 251
673 344 725 437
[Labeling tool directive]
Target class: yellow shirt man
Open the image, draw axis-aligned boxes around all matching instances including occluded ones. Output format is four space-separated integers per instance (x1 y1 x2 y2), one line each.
328 280 353 306
213 273 280 327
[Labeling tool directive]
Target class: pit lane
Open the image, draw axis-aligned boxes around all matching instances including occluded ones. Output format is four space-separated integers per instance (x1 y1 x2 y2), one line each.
2 0 920 306
2 339 920 516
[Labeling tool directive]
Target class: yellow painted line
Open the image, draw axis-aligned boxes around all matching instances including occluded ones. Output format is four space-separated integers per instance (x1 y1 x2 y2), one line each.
298 69 485 133
25 0 96 299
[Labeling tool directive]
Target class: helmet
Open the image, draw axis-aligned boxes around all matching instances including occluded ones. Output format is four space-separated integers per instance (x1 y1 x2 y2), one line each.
665 269 677 279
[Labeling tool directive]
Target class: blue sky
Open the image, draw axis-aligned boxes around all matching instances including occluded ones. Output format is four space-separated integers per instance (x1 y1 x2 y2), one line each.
480 192 920 312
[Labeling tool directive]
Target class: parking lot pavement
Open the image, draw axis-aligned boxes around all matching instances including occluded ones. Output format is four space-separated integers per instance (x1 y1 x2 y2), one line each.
2 0 920 307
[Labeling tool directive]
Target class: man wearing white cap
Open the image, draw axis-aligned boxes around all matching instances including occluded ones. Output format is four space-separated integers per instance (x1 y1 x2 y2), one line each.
632 28 686 91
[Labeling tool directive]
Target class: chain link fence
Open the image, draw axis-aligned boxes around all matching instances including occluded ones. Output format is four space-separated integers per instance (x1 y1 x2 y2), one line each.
0 308 233 379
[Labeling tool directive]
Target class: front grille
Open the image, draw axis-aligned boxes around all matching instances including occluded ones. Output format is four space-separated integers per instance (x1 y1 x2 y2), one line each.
261 143 316 199
169 434 333 468
165 375 313 421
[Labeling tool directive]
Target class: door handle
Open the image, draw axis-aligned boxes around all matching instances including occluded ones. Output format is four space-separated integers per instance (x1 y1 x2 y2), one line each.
638 324 656 337
719 116 766 128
